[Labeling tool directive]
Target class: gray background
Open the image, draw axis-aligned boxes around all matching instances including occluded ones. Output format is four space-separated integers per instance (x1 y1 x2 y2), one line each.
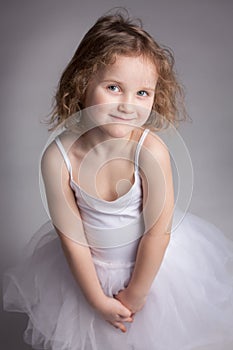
1 0 232 349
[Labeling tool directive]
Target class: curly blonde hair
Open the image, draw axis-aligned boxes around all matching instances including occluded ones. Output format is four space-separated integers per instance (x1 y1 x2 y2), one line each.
45 11 189 131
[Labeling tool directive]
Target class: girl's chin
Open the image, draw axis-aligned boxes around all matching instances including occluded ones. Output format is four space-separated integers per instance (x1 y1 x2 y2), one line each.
98 123 136 139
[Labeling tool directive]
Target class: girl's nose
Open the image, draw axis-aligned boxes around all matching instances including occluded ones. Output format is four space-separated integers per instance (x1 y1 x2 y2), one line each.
117 101 135 114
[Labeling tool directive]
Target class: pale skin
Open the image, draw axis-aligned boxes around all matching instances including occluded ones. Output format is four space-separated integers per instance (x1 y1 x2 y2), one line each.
41 55 174 333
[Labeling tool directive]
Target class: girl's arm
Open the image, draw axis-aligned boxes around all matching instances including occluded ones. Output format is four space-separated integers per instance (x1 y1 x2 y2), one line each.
41 138 132 332
115 133 174 313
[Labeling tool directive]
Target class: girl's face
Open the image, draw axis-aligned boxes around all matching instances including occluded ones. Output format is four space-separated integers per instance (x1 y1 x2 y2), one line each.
84 55 158 138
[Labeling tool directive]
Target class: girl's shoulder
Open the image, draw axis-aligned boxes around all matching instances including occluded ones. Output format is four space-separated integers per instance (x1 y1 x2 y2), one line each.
43 131 78 157
142 128 170 161
139 128 173 194
41 131 73 170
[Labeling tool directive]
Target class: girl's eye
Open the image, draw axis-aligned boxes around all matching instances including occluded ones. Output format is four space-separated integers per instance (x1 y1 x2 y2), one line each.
107 85 120 92
137 90 149 97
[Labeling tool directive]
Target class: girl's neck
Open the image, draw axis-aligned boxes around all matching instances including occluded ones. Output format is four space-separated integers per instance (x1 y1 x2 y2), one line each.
78 126 134 156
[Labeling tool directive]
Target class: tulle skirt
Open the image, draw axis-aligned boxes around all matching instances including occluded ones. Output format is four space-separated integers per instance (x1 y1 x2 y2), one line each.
2 211 233 350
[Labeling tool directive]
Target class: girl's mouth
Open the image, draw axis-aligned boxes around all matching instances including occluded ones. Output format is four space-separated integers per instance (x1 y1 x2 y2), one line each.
110 114 136 121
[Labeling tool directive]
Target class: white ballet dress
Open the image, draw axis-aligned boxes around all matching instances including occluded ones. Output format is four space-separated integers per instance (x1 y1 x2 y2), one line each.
2 128 233 350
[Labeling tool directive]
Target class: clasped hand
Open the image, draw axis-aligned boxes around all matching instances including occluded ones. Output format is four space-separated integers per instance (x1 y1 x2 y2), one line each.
114 287 147 315
97 296 133 333
97 287 147 333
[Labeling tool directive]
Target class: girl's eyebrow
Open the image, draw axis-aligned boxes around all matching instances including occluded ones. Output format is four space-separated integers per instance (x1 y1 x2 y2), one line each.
101 79 123 85
102 79 156 91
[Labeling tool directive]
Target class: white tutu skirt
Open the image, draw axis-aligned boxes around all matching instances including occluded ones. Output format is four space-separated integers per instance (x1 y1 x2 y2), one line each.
2 211 233 350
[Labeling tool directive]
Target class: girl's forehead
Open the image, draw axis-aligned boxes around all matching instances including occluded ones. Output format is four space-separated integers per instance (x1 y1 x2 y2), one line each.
99 55 158 82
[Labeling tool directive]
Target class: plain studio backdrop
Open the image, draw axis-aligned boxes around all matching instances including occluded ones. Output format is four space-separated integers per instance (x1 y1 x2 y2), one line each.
0 1 232 349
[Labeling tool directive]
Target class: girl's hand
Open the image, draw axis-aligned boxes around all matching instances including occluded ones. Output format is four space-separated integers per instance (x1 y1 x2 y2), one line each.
96 296 134 333
114 288 147 315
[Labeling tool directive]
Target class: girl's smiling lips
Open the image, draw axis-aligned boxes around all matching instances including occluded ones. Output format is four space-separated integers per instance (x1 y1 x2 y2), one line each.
109 114 136 121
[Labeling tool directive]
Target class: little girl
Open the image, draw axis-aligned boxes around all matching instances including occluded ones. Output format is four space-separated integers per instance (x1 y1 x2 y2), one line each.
3 12 233 350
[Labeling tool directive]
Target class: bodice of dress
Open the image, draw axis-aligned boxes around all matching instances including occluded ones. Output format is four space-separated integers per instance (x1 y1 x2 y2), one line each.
54 129 149 263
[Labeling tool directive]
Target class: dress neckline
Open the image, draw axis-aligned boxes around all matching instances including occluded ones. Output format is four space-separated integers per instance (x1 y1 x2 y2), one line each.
55 128 150 204
70 167 140 204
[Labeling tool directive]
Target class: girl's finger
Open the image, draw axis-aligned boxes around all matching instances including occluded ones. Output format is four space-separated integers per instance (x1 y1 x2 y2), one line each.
107 320 127 333
131 313 135 321
115 322 127 333
118 315 133 323
118 303 132 317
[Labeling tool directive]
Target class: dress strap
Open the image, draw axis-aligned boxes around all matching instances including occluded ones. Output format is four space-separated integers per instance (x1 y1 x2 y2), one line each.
54 136 73 177
134 128 150 169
